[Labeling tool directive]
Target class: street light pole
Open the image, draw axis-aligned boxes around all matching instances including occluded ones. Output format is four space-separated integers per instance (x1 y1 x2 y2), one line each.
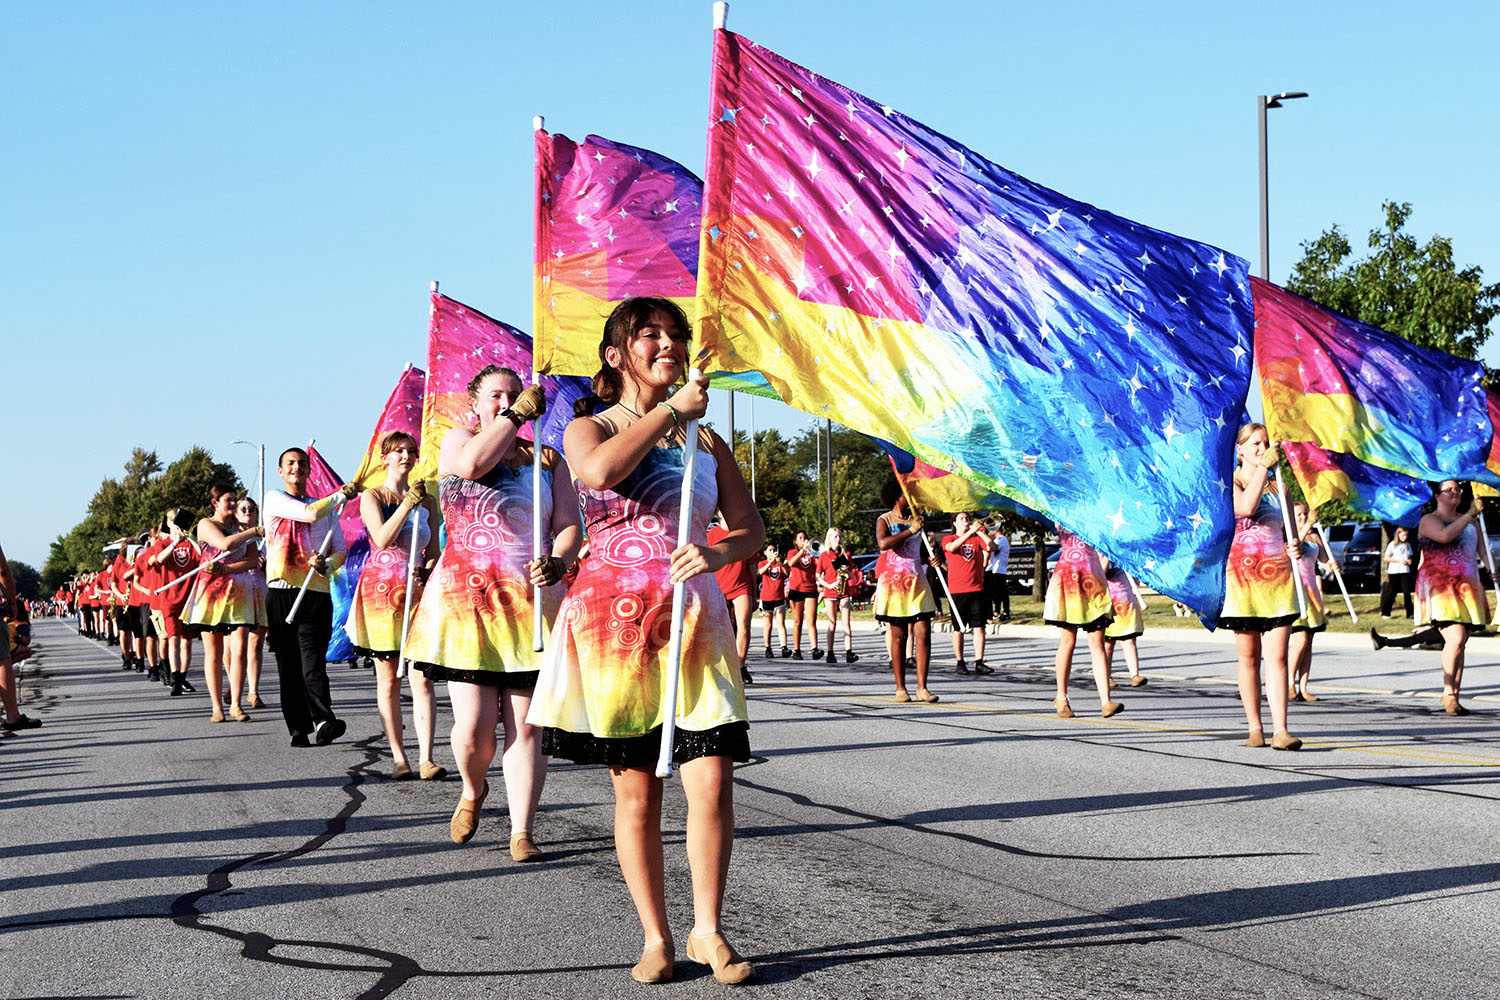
231 439 265 508
1257 91 1308 280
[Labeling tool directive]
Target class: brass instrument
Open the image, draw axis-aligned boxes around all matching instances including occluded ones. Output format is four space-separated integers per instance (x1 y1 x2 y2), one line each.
835 565 851 598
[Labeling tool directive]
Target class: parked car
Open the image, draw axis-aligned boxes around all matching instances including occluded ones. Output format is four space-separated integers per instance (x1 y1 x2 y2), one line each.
1322 520 1358 565
1336 523 1384 593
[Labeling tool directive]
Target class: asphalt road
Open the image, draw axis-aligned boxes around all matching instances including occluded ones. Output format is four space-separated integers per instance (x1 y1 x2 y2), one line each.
4 617 1500 999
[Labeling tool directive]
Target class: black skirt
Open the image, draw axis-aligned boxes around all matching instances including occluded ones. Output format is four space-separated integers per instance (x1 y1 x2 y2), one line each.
542 721 750 768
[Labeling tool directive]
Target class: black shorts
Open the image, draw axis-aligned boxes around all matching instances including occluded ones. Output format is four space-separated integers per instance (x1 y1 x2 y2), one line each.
759 599 787 612
138 605 158 639
788 589 817 602
950 591 990 627
115 607 138 634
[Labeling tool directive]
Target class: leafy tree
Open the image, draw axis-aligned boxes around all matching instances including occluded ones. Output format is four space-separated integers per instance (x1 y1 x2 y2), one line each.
1287 200 1499 367
8 561 41 600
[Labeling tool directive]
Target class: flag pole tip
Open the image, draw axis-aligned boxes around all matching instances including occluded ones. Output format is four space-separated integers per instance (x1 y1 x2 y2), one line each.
713 1 728 28
430 280 439 292
533 115 545 132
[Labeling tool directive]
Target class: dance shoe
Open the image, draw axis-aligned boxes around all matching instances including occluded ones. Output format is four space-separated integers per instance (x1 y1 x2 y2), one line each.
1442 694 1470 716
1245 730 1266 748
1270 731 1303 751
230 706 250 723
1130 675 1148 687
1053 697 1074 719
893 688 911 703
510 832 544 863
420 761 448 781
249 695 266 709
630 941 674 984
1100 701 1124 718
686 930 753 985
208 710 225 723
915 688 939 703
450 781 489 844
392 762 414 781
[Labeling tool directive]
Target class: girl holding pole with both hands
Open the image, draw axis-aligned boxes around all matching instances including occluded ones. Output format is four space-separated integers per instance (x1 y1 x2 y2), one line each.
1221 424 1301 750
872 478 938 703
345 431 445 781
528 298 762 985
402 367 581 857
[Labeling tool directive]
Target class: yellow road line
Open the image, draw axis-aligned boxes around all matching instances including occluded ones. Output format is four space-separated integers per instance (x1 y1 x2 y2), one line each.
753 684 1500 767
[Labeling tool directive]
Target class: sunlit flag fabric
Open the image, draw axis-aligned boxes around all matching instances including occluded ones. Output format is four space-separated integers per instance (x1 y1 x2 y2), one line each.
693 29 1254 618
534 128 778 399
534 130 702 377
1477 389 1500 499
875 439 1047 523
306 443 366 663
1281 441 1429 527
351 365 426 491
1254 277 1499 488
414 290 590 486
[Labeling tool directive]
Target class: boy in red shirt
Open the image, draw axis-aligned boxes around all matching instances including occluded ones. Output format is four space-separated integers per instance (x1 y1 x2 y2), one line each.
708 517 757 686
785 531 821 659
755 543 790 658
942 512 994 675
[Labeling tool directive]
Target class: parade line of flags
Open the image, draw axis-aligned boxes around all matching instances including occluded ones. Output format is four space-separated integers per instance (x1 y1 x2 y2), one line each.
319 9 1495 628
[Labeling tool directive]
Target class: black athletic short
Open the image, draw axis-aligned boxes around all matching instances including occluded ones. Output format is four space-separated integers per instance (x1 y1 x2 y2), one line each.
950 591 990 627
758 599 787 612
137 604 157 639
788 589 817 602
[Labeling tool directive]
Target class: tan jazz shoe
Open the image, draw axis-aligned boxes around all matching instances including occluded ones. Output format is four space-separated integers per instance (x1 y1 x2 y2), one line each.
510 832 544 863
1053 697 1074 719
915 688 939 703
1270 730 1303 751
893 688 911 703
208 710 225 724
419 761 449 781
1130 675 1148 687
230 706 250 722
630 940 674 984
392 762 414 781
1100 701 1124 718
449 780 488 844
686 930 753 985
1245 729 1266 748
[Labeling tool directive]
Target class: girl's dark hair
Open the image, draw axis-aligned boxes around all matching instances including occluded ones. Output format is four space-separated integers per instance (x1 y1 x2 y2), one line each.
379 430 419 455
467 365 522 400
879 476 903 510
209 484 237 506
1427 479 1474 515
574 297 692 417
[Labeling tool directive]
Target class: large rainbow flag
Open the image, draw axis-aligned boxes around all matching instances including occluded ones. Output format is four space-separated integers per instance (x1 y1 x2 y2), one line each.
533 127 778 400
1281 441 1430 527
413 290 586 484
1254 277 1499 487
692 29 1254 619
876 439 1047 523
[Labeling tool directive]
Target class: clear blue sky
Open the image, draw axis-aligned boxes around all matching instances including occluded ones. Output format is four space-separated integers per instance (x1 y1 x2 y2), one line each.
6 0 1497 570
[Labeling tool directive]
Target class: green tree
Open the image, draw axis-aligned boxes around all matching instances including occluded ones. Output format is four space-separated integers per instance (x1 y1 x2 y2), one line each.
1287 200 1499 365
8 561 41 600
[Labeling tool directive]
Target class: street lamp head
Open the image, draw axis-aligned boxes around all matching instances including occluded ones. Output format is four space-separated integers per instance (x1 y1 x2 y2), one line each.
1265 91 1309 109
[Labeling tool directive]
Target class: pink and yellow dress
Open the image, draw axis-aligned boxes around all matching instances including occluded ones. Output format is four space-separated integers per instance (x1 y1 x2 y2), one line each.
1044 529 1112 630
1290 542 1328 633
403 457 564 686
1220 493 1298 633
1416 521 1489 629
529 439 748 766
183 537 265 633
1103 565 1143 640
872 513 937 623
346 503 431 658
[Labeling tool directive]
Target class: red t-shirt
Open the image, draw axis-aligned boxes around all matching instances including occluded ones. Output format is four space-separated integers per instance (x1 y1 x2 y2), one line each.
786 547 818 593
756 560 788 602
112 555 134 604
816 549 852 597
133 544 159 606
942 533 988 594
706 525 754 600
157 539 202 615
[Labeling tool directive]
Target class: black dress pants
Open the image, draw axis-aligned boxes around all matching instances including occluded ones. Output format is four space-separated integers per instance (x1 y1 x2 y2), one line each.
267 588 336 738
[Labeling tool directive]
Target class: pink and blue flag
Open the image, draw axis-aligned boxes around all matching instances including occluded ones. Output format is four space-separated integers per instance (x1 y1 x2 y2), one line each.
693 30 1254 619
414 290 588 485
306 443 366 663
1281 441 1429 527
1255 277 1499 487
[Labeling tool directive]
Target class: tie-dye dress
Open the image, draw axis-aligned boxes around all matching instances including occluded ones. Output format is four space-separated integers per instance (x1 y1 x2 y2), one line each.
1290 541 1328 633
1220 493 1298 633
872 513 937 623
1416 521 1489 629
183 535 265 633
346 503 431 658
1103 565 1143 640
529 441 749 766
1043 529 1112 630
403 459 564 686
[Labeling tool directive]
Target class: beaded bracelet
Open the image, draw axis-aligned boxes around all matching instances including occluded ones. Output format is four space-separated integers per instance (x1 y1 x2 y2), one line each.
657 401 681 428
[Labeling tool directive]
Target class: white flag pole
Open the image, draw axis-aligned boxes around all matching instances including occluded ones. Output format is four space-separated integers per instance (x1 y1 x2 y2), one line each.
1272 457 1309 620
152 549 231 594
1474 499 1499 611
1313 521 1358 623
531 114 548 654
395 507 422 679
656 367 705 779
284 494 351 624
